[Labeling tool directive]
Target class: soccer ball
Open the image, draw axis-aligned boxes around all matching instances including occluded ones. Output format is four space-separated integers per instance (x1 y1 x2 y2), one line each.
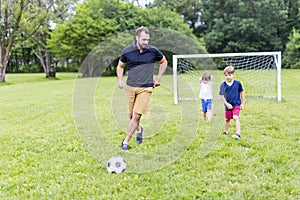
107 156 126 174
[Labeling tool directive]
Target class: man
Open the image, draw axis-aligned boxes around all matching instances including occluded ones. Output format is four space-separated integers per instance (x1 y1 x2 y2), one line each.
117 26 168 150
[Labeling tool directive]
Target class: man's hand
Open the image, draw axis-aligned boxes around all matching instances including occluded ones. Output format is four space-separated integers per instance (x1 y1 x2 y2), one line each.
117 60 125 89
118 79 124 89
153 78 161 88
153 56 167 88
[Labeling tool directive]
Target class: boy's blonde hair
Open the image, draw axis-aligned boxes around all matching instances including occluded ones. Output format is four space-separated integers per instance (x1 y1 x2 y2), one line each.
224 66 235 75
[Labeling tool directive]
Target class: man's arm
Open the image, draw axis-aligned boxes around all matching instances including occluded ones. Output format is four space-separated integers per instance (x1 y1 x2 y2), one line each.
117 60 126 89
153 56 168 87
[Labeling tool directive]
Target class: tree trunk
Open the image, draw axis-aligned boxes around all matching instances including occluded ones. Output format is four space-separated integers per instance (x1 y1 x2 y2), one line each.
0 0 24 82
0 65 6 82
34 33 56 78
44 34 56 78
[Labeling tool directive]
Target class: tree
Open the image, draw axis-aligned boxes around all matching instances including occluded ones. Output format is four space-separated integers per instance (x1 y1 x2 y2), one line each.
149 0 203 37
201 0 288 53
0 0 78 81
283 28 300 68
0 0 25 82
49 0 201 74
7 38 41 73
48 1 119 70
19 0 79 78
285 0 300 30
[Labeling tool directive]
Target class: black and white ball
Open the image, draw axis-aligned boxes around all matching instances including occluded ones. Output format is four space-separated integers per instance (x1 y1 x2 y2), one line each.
107 156 126 174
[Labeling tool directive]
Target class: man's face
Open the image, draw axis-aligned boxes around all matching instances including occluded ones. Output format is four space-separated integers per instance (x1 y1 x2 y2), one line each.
136 31 150 50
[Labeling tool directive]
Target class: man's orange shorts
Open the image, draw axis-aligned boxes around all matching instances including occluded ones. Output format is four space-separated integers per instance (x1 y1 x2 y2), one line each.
124 85 153 115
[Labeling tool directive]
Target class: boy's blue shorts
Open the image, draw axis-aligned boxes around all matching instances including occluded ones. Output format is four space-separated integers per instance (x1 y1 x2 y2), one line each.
201 99 212 113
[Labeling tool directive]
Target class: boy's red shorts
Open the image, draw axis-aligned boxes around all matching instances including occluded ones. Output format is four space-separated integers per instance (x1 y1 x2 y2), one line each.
225 105 240 119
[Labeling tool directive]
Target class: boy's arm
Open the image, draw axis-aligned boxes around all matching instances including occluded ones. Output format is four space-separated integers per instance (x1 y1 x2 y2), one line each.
220 95 233 109
240 91 245 109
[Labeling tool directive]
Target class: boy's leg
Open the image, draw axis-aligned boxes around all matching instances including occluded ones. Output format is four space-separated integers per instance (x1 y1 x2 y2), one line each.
233 115 241 134
203 112 207 120
232 106 241 139
206 99 212 121
202 99 210 121
232 116 241 139
224 109 232 134
232 106 241 134
201 99 206 120
224 118 230 133
207 109 212 121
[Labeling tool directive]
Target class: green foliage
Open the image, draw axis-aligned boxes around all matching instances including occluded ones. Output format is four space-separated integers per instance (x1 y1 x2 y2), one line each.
49 13 118 63
283 28 300 68
79 28 205 77
284 0 300 31
49 0 201 75
0 70 299 199
3 0 300 75
142 8 196 39
149 0 203 37
202 0 288 53
4 0 80 76
49 0 146 67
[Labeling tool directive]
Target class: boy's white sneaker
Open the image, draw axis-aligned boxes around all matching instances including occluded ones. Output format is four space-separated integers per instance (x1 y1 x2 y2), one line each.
232 134 241 139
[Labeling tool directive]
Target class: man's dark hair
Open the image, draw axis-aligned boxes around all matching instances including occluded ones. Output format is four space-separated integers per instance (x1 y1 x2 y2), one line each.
136 26 150 37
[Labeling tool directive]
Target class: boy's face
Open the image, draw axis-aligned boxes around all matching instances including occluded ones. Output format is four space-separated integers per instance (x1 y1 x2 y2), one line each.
225 72 234 83
203 77 209 84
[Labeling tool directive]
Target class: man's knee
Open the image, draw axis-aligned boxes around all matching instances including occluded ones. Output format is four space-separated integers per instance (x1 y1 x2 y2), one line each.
132 112 142 121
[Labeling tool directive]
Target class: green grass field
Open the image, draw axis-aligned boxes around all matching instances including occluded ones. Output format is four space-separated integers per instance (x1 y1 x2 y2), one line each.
0 71 299 199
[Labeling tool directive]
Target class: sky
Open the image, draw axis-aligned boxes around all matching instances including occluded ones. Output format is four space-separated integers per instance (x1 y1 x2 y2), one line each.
130 0 154 8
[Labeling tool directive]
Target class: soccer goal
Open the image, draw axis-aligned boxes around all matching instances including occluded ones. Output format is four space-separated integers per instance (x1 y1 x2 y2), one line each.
173 51 281 104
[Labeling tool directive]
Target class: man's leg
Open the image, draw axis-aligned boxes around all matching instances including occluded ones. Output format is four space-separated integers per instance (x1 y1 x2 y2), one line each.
123 112 141 144
128 112 141 131
122 87 151 149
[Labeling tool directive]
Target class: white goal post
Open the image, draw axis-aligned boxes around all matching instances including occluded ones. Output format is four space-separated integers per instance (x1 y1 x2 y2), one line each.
173 51 281 104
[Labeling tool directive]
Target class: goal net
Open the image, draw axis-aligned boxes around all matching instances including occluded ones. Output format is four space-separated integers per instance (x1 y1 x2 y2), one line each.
173 52 281 104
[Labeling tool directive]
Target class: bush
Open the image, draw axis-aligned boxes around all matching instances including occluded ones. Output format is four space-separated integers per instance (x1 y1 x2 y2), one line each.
283 29 300 69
